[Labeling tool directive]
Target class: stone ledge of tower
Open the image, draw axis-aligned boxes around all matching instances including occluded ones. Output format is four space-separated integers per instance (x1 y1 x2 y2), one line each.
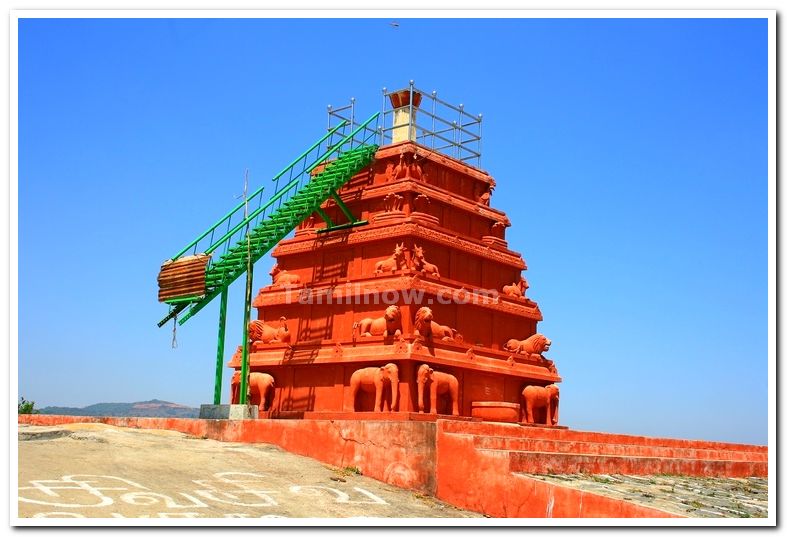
329 176 509 224
272 222 527 270
227 341 560 383
250 274 542 320
375 141 493 184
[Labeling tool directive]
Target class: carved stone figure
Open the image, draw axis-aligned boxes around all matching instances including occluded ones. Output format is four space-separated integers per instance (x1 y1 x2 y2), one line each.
248 316 291 344
384 162 395 181
475 180 495 205
413 307 462 342
543 358 558 375
521 384 559 426
412 244 440 278
502 276 529 298
392 153 409 181
416 364 459 416
294 214 316 237
374 243 406 275
409 196 439 224
412 193 430 213
409 153 424 181
270 263 301 287
373 193 406 225
231 371 276 412
394 335 409 354
503 333 551 359
349 363 400 412
383 193 404 213
491 221 507 239
356 305 403 337
391 151 424 181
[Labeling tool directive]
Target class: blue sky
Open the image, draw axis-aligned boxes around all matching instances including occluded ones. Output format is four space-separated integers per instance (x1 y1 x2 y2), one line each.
18 17 769 444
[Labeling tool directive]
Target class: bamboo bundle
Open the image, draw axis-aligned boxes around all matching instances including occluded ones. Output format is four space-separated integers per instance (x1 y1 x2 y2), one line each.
157 254 210 302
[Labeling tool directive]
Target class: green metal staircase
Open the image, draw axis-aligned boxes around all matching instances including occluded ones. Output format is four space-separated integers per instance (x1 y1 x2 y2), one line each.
157 112 379 329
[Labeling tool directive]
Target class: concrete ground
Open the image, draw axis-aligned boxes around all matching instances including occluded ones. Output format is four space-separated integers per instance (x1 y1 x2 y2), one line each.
528 473 768 518
17 423 481 520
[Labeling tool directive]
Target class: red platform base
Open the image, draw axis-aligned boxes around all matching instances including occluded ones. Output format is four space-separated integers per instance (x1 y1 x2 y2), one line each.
300 411 476 422
18 414 767 518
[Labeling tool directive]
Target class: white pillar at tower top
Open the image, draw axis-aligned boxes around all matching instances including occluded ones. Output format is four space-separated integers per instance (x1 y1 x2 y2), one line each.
388 86 422 144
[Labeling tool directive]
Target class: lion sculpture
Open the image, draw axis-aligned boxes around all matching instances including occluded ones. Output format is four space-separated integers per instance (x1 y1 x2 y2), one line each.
413 307 462 342
503 333 551 359
248 316 291 345
356 305 403 338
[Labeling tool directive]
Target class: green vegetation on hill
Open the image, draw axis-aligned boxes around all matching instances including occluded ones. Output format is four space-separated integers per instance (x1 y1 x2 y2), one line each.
39 399 199 418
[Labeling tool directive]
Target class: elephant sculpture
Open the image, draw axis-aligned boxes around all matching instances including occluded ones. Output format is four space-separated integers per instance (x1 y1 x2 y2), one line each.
231 371 276 412
416 364 460 416
349 363 400 412
521 384 559 426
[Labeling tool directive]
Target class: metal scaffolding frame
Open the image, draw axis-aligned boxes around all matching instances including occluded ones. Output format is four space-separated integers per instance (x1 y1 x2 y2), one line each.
327 80 483 168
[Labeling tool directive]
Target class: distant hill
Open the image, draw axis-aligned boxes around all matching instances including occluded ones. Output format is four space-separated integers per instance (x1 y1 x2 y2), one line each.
38 399 199 418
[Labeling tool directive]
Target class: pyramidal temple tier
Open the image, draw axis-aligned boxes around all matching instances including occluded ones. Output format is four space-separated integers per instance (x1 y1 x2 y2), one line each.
230 132 559 421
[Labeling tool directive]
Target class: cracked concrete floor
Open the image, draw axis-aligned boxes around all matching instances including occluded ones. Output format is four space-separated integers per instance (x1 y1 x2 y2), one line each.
17 423 481 520
527 473 768 518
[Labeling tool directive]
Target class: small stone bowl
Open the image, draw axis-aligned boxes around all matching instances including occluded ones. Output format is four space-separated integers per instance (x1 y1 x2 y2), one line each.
471 401 521 423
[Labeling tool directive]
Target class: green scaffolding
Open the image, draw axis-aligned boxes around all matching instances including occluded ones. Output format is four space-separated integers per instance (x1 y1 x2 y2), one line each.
158 113 380 405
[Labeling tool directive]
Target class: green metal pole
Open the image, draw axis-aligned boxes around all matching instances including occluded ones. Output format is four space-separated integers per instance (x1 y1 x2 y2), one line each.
331 192 358 223
315 207 334 228
213 287 228 405
239 167 253 408
239 257 253 405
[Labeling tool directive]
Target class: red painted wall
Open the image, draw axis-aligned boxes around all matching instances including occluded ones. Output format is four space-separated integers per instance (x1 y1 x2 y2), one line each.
18 414 767 518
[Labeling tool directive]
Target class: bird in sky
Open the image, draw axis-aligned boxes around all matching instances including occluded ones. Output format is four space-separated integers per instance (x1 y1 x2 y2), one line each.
390 21 399 28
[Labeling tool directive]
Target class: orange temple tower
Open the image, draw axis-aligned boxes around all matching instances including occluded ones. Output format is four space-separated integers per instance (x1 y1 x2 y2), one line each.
228 83 561 424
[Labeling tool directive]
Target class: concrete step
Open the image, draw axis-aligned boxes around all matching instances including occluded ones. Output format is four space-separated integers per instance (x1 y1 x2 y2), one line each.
440 420 768 454
502 450 768 478
473 435 768 462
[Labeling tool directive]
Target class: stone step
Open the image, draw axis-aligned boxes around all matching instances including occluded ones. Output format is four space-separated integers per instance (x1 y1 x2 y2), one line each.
501 450 768 478
473 435 767 462
440 420 768 453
